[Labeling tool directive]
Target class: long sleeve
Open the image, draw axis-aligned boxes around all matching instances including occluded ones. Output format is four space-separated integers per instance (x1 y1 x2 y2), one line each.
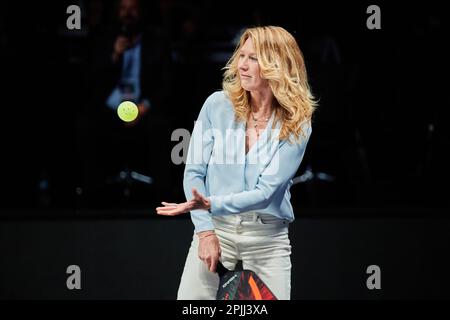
209 124 312 215
183 94 216 233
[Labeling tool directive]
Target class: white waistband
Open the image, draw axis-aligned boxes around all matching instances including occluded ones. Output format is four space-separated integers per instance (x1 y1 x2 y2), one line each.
215 212 288 223
212 212 289 235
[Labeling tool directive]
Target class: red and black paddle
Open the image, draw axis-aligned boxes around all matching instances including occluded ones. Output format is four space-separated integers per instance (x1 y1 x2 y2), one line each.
216 260 278 300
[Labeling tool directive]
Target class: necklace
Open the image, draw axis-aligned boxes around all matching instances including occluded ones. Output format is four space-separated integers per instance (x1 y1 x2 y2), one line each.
250 112 270 138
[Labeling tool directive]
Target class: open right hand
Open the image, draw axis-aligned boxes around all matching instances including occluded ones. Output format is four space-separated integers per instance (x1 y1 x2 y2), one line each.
197 231 221 273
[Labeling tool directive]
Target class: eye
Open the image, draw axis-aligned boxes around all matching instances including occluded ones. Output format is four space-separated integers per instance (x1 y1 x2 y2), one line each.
250 56 258 61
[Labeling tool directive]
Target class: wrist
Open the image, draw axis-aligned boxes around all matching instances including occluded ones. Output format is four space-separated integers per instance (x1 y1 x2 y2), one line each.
197 230 216 240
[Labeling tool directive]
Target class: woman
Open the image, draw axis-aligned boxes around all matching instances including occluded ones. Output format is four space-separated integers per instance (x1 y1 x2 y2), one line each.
156 26 317 300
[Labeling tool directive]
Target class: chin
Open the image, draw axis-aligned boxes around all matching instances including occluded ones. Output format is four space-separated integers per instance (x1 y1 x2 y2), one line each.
241 84 254 92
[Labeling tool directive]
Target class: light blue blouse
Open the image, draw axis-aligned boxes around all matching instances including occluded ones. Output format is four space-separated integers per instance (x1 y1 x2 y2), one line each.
183 91 312 233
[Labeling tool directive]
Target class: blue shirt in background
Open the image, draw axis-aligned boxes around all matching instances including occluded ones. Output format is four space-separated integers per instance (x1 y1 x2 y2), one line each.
106 40 142 109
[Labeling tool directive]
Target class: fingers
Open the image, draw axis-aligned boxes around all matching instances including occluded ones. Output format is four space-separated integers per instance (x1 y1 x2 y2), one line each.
209 257 219 273
204 255 221 273
192 188 207 205
156 201 179 215
156 206 181 216
156 210 179 216
192 188 205 200
156 202 191 216
155 210 175 216
161 202 178 207
198 246 221 273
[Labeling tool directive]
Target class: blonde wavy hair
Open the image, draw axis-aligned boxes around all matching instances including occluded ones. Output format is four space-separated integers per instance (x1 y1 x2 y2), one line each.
222 26 317 143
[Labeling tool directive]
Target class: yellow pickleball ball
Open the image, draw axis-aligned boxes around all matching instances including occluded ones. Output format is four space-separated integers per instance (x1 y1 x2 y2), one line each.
117 101 139 122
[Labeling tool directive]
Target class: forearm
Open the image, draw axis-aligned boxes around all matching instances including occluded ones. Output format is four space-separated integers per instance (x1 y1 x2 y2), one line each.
209 187 272 216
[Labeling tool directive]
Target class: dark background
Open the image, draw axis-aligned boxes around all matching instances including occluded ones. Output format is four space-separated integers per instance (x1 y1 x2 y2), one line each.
0 0 449 300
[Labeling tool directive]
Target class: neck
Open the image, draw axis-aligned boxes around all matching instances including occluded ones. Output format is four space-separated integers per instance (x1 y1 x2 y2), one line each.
250 89 274 117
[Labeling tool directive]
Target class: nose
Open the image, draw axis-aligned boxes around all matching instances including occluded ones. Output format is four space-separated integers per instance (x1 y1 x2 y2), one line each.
239 60 248 72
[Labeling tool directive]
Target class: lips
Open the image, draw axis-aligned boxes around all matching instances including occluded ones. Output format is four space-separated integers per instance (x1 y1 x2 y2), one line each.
240 74 251 78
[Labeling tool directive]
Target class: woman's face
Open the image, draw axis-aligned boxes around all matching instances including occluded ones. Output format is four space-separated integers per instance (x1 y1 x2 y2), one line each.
238 38 269 92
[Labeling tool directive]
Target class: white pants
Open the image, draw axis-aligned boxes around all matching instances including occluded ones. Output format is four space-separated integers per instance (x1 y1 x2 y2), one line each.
177 212 292 300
